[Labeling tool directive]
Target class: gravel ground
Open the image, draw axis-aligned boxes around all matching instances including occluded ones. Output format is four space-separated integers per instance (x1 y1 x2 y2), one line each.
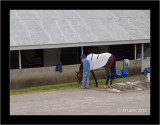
10 85 150 115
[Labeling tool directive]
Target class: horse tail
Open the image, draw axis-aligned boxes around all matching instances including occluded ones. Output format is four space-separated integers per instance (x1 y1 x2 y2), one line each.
111 55 116 79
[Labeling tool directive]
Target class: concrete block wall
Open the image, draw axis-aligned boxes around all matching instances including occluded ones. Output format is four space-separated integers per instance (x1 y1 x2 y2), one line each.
10 60 141 89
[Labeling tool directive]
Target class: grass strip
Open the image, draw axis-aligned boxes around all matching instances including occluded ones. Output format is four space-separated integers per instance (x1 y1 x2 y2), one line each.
10 74 147 95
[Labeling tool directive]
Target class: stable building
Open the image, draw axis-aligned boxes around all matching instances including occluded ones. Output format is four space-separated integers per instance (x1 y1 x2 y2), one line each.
10 10 150 89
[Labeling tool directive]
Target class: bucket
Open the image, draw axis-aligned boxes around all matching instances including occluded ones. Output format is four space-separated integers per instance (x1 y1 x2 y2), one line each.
121 69 128 77
144 67 150 74
105 71 111 79
115 70 122 78
147 73 150 81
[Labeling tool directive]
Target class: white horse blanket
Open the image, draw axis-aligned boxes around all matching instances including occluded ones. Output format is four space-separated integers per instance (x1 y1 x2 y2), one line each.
87 53 112 71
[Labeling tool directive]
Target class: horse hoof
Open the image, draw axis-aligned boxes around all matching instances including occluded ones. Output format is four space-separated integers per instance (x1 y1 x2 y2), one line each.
104 85 107 88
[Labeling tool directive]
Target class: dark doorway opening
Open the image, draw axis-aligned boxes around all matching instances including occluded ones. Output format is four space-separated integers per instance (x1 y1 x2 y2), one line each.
10 50 19 69
124 44 134 60
21 49 44 68
61 47 80 65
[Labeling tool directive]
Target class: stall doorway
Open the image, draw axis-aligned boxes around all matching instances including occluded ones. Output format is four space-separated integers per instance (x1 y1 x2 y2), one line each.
10 50 19 69
124 44 134 60
61 47 79 65
21 49 44 68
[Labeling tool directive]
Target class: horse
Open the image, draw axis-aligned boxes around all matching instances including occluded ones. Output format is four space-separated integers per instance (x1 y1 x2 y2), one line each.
75 53 116 88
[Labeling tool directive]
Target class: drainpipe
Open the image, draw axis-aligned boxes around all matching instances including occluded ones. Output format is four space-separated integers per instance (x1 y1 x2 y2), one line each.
141 43 144 72
134 44 136 60
19 50 21 69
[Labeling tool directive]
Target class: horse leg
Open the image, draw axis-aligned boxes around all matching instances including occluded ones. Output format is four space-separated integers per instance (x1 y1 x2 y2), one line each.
105 70 110 88
110 71 113 87
104 61 113 88
91 70 98 87
110 55 116 86
110 77 112 87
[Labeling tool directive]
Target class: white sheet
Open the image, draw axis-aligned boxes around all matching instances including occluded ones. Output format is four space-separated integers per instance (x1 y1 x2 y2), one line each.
87 53 112 70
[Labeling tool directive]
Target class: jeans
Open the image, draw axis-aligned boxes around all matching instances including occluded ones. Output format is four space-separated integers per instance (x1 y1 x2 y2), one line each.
81 71 90 88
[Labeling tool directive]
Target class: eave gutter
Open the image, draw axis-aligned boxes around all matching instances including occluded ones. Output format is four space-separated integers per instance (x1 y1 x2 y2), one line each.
10 39 150 51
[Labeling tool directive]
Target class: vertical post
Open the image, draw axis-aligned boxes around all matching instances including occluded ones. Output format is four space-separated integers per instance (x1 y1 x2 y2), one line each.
59 48 61 65
19 50 21 69
81 46 83 55
134 44 136 60
141 43 144 72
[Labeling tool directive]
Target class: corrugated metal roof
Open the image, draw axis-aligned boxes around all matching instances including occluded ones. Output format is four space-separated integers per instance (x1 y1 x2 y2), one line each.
10 10 150 50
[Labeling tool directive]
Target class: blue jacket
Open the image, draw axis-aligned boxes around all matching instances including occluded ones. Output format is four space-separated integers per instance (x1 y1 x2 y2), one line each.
82 58 90 71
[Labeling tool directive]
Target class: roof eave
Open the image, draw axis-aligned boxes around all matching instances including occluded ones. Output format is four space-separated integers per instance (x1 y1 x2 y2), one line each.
10 39 150 51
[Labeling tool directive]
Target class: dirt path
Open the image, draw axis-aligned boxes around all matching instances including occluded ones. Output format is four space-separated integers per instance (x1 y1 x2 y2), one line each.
10 86 150 115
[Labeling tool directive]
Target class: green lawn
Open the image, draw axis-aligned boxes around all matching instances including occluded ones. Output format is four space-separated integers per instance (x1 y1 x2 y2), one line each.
10 74 147 95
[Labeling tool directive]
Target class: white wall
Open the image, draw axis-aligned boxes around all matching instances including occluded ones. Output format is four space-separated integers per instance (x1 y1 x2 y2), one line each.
44 48 61 66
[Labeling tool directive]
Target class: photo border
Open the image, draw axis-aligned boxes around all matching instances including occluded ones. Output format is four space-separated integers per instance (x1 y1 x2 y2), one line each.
1 0 159 124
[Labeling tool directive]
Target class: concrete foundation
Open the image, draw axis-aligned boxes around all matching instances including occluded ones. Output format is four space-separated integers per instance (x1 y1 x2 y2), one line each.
10 60 141 89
